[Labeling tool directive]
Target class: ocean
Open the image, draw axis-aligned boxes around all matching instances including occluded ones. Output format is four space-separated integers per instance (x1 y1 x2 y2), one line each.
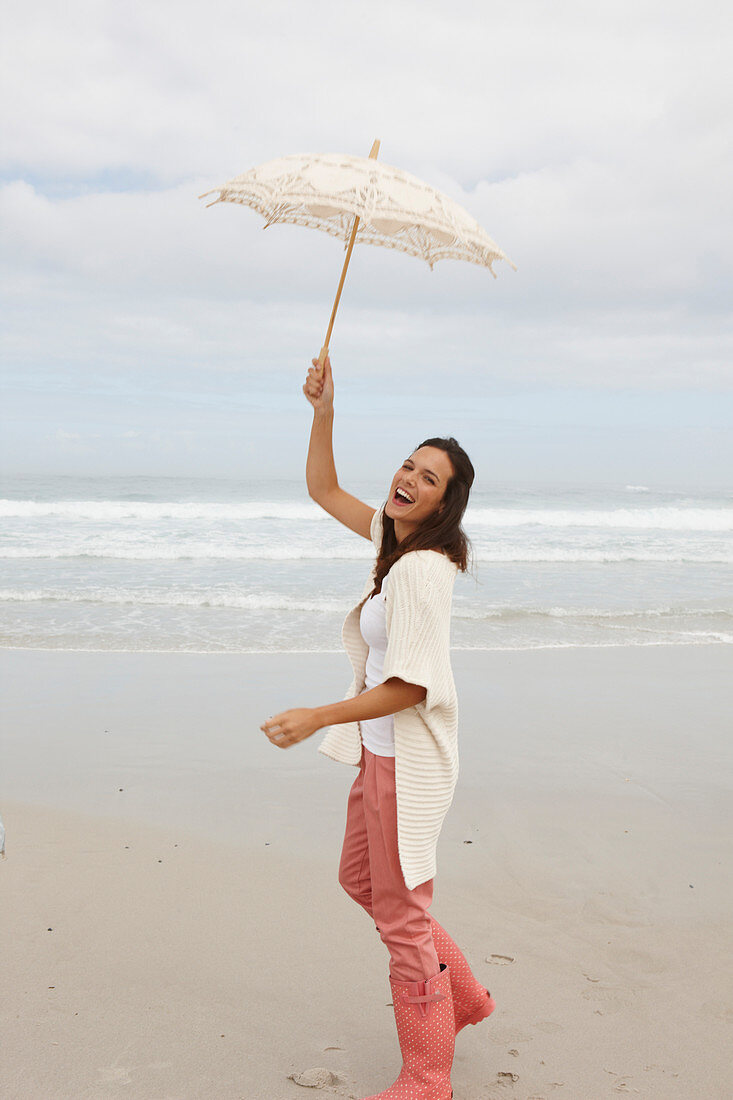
1 475 732 653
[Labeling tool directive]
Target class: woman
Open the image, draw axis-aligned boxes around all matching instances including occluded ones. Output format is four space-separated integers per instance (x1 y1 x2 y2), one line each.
261 356 494 1100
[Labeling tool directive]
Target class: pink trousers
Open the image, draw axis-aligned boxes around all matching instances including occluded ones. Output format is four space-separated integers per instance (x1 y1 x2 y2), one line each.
338 747 441 983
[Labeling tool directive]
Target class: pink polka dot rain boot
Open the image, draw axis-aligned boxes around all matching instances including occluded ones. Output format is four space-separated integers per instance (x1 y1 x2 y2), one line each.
362 963 455 1099
430 918 496 1034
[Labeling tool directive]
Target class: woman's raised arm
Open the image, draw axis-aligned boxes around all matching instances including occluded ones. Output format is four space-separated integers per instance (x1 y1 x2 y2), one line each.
303 355 375 540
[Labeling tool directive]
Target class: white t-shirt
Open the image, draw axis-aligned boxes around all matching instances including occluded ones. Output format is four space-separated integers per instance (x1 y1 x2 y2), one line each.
358 572 395 756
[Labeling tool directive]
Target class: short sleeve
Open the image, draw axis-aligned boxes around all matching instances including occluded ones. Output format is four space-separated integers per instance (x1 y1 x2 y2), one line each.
381 551 456 713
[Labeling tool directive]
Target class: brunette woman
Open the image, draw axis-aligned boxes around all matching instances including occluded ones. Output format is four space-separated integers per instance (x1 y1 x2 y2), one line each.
261 356 494 1100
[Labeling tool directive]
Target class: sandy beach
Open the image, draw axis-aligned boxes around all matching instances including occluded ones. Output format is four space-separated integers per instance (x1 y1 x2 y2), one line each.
2 644 732 1098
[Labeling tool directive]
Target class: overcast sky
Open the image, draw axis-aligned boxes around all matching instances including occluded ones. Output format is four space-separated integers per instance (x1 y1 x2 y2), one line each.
1 0 731 489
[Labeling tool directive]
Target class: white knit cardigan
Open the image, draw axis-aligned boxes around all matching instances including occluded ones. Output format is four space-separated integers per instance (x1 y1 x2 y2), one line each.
319 508 459 890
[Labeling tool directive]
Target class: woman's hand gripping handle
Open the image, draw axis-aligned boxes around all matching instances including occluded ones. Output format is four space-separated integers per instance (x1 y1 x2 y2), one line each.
303 354 334 414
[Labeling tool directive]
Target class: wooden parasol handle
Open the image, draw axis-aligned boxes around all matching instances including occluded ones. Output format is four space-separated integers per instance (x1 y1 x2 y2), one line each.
317 139 380 371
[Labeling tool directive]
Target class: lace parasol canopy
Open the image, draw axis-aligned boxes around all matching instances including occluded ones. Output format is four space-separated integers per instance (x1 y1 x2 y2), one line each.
200 152 515 275
200 143 515 364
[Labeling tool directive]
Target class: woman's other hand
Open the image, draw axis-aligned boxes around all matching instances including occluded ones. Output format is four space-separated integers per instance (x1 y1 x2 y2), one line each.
303 355 334 414
261 708 321 749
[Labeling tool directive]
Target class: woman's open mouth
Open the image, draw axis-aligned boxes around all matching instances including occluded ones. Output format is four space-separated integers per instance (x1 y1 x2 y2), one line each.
393 487 415 506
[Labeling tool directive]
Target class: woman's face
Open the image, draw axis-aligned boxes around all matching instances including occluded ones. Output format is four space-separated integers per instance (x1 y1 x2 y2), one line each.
385 445 454 534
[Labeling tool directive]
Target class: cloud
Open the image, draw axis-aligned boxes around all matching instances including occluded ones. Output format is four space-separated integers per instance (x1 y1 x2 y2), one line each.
2 157 730 389
2 1 729 183
1 0 732 481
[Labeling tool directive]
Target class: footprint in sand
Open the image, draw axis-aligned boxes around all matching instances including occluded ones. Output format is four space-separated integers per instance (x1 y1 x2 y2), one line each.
287 1067 346 1089
97 1067 133 1085
533 1020 563 1034
486 953 516 964
582 986 626 1014
488 1027 534 1045
496 1070 519 1086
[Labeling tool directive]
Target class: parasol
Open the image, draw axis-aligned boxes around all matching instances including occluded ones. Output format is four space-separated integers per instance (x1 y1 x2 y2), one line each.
200 140 515 366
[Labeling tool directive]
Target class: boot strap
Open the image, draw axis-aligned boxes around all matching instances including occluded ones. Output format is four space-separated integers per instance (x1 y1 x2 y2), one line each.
402 989 446 1005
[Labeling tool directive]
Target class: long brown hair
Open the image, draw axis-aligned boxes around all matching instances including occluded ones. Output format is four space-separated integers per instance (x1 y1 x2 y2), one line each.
371 437 475 594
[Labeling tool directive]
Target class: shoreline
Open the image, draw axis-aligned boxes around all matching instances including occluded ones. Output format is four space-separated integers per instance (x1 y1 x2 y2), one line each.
1 637 730 655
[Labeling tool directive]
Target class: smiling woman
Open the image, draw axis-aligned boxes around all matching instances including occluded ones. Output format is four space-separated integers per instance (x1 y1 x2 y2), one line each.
390 450 450 523
373 436 475 601
259 355 491 1100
